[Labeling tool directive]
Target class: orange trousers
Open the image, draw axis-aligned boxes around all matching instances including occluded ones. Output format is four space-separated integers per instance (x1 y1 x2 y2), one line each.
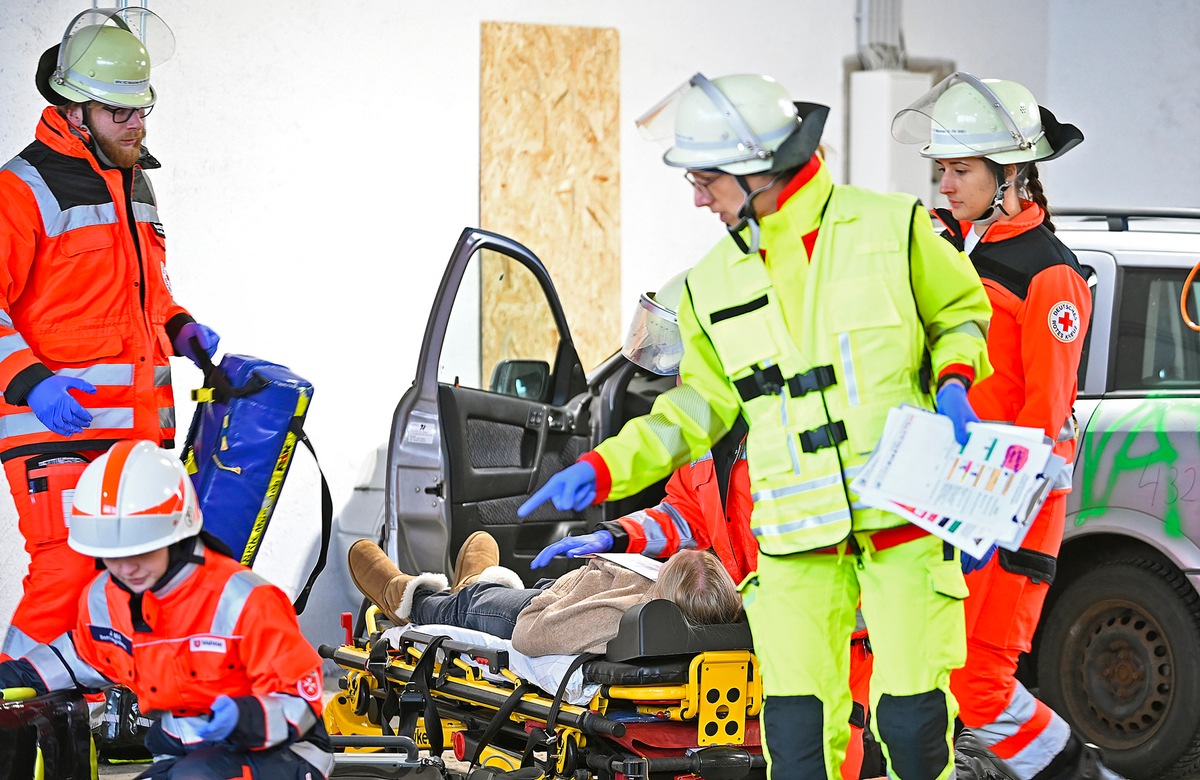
2 453 101 657
951 493 1066 757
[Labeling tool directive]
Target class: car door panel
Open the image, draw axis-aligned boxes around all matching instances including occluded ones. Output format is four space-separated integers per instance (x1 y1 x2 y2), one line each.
386 228 594 581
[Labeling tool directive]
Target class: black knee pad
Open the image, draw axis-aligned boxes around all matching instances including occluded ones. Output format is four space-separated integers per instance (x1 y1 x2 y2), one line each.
762 695 826 780
876 690 951 780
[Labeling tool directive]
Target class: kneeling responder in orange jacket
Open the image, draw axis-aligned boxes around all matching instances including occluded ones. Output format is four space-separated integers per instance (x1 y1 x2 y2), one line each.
0 440 332 779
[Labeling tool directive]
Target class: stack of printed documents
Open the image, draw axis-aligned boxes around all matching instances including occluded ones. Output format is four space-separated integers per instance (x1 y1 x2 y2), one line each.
851 406 1064 557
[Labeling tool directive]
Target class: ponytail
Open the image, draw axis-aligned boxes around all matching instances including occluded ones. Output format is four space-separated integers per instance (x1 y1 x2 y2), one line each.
1021 163 1055 232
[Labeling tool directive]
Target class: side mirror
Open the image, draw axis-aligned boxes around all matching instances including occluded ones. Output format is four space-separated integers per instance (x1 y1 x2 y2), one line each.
488 360 550 401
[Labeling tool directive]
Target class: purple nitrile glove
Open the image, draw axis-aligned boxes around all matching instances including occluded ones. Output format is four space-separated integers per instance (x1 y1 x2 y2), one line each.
530 530 614 569
26 375 96 436
518 461 597 516
936 381 980 446
173 321 220 368
196 694 239 743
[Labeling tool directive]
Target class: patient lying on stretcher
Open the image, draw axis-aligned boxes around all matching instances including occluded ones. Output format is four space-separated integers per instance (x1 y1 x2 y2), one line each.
348 531 741 657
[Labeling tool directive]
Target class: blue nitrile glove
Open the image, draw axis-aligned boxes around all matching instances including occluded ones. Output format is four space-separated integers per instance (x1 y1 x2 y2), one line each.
173 321 220 368
26 375 96 436
961 545 998 575
518 461 597 516
531 530 614 569
197 694 239 743
935 381 979 446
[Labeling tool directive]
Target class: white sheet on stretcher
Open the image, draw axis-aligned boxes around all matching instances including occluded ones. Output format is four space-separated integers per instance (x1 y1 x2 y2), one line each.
381 624 601 706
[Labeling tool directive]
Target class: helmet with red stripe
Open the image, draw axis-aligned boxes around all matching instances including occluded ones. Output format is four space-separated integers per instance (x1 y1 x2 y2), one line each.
69 440 201 558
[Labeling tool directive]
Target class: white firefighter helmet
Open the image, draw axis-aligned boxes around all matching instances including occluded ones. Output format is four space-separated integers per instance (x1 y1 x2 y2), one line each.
891 72 1081 164
638 73 801 175
69 440 201 558
37 7 174 108
623 269 688 376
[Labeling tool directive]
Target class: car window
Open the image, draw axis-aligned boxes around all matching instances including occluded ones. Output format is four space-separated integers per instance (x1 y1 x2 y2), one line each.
1114 266 1200 391
1077 266 1097 387
439 249 560 401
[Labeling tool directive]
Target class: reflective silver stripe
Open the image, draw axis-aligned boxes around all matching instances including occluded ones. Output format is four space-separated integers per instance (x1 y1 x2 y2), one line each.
0 311 13 328
1 624 39 658
210 570 268 637
752 472 844 502
970 683 1069 778
26 634 109 690
928 319 988 343
87 574 113 628
0 333 32 364
59 364 134 386
159 407 176 428
272 692 319 737
131 201 160 224
781 397 800 473
1057 417 1076 444
0 408 134 438
1051 460 1075 491
2 157 117 237
837 332 859 406
259 693 291 747
751 507 853 538
651 384 728 461
154 366 172 386
65 67 148 96
290 739 334 774
159 713 209 746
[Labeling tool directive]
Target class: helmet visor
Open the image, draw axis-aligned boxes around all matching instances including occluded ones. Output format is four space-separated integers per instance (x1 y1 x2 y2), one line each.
635 75 696 142
57 8 174 101
891 72 1043 158
637 72 779 169
622 293 683 376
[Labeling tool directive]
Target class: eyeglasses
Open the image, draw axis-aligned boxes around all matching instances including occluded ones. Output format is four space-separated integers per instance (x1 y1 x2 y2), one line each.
94 104 154 124
684 170 725 198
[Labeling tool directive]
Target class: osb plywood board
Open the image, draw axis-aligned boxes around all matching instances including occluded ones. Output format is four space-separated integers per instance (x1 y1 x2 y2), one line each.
480 21 620 376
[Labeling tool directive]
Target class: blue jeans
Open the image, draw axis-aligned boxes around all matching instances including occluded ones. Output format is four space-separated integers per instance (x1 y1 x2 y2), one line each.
410 580 553 638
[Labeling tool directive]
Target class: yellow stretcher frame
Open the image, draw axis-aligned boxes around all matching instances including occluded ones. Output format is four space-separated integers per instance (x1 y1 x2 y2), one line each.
321 603 766 779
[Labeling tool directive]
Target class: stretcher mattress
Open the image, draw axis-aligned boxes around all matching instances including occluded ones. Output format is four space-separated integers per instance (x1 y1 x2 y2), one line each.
383 624 600 705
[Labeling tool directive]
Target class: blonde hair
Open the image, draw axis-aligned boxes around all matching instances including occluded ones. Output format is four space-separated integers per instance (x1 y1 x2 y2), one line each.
649 549 742 625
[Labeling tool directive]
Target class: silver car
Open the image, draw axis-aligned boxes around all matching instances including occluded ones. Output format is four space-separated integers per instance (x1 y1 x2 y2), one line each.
328 213 1200 780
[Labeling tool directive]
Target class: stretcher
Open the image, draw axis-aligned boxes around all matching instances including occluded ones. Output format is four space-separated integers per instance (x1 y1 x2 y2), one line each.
321 599 766 779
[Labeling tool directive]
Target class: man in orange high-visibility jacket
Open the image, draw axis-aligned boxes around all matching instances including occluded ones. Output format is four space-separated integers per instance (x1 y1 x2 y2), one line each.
0 9 220 658
0 441 332 778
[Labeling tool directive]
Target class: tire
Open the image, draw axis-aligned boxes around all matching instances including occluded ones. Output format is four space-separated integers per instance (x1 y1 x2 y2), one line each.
1037 559 1200 779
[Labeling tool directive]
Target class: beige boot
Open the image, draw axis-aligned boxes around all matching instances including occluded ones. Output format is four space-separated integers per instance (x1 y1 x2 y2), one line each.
451 531 501 593
348 540 449 624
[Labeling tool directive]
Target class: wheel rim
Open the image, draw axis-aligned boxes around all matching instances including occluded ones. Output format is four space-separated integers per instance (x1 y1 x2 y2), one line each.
1061 597 1174 750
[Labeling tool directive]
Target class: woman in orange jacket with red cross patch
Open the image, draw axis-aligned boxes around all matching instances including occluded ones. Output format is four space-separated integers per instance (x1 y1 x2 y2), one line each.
894 73 1121 780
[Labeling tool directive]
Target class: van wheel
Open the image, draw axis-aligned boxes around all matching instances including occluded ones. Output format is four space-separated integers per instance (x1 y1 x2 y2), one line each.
1037 559 1200 779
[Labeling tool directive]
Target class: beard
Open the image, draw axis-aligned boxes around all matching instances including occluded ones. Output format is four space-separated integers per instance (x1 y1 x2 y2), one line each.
88 115 146 168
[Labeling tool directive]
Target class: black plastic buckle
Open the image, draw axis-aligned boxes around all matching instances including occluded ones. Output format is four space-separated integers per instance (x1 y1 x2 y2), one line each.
798 420 848 453
734 364 786 401
787 364 837 397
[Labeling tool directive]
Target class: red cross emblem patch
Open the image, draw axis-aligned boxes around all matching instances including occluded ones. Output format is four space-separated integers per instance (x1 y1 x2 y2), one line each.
297 670 322 702
1048 301 1081 343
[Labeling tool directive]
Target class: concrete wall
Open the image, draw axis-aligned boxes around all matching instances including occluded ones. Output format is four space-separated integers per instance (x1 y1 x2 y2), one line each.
2 0 1190 649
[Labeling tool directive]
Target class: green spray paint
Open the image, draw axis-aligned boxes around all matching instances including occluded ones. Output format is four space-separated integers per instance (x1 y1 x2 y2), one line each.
1076 397 1200 537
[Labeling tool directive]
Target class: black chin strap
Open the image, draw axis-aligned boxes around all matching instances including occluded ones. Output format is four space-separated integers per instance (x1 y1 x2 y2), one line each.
971 162 1026 225
727 173 782 254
